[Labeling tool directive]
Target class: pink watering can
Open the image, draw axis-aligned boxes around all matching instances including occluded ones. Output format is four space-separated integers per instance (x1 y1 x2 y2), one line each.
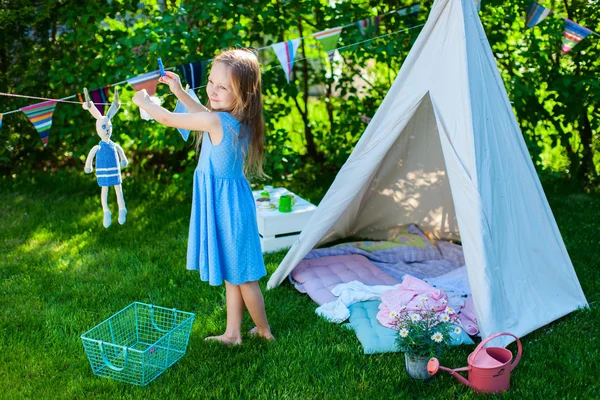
427 332 522 393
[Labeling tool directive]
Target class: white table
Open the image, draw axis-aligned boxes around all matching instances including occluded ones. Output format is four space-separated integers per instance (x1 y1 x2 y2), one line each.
252 187 317 253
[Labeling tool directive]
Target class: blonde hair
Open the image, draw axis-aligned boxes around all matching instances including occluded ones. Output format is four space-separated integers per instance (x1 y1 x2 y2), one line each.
196 48 266 179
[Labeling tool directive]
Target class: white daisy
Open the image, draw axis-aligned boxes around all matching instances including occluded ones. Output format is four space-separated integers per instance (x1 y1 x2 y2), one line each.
439 314 450 322
446 307 455 314
454 327 462 334
411 313 422 322
389 311 398 319
431 332 443 343
400 328 409 338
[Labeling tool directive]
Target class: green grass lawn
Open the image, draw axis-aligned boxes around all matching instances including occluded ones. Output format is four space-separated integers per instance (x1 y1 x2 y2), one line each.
1 173 599 399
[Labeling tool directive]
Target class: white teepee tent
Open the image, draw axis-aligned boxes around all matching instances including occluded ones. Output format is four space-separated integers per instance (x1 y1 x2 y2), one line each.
267 0 588 342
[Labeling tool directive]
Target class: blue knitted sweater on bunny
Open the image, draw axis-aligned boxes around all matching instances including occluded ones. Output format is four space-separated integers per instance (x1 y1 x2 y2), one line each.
95 140 122 187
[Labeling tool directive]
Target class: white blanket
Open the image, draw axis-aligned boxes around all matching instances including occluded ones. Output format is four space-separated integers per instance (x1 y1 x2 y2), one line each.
315 281 400 323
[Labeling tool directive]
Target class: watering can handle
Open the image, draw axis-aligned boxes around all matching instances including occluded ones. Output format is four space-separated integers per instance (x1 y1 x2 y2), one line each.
471 332 522 372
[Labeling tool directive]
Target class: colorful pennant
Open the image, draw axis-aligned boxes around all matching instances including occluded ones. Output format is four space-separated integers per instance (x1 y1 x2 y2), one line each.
0 113 2 130
178 61 209 90
525 2 552 28
20 101 58 147
313 27 343 62
562 19 592 54
127 71 160 95
77 86 110 115
356 16 382 37
272 39 301 83
397 4 420 17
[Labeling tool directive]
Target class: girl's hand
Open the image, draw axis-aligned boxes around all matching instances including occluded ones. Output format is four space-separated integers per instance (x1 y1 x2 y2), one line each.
132 89 152 107
159 71 184 95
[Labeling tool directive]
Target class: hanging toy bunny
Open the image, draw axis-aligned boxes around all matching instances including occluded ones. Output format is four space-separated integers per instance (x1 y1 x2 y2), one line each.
82 87 129 228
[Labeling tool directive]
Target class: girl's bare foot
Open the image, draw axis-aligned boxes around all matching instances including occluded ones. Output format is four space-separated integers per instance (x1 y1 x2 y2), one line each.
204 334 242 346
248 327 275 341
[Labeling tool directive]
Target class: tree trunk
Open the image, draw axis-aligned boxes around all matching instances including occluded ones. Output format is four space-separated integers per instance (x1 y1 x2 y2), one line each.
325 61 335 139
579 110 597 184
295 20 322 163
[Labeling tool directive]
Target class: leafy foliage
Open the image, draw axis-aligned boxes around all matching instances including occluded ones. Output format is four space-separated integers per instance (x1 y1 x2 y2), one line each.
0 0 599 188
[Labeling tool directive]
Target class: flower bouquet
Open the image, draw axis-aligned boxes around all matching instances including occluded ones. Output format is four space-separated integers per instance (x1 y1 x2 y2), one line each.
390 297 461 380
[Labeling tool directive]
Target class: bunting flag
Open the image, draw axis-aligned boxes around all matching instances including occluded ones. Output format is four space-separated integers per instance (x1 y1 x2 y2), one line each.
397 4 420 16
562 19 592 54
77 86 110 115
178 60 209 90
0 113 2 130
20 100 58 147
127 71 160 95
356 15 382 37
173 88 201 141
525 2 552 28
272 39 301 83
313 27 343 62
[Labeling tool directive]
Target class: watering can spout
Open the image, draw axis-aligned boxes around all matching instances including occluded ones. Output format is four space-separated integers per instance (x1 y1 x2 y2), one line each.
427 358 473 388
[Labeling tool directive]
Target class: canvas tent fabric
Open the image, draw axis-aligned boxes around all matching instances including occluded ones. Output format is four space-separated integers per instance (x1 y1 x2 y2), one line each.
266 0 588 344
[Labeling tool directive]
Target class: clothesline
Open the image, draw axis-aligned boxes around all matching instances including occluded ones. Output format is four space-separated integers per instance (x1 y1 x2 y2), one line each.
0 24 424 115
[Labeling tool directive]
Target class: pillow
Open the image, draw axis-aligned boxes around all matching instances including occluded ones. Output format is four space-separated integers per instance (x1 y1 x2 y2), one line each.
291 255 399 305
334 224 441 263
343 225 429 252
448 324 475 345
346 301 399 354
346 301 473 354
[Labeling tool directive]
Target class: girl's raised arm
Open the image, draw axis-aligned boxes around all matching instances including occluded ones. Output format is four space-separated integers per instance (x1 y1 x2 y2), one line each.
133 89 222 143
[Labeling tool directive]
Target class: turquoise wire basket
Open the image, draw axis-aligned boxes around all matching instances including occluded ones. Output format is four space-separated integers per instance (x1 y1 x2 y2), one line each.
81 302 195 386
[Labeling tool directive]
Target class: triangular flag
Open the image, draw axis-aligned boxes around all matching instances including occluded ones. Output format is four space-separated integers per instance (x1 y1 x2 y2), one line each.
356 16 382 37
397 4 420 16
0 114 2 130
178 61 209 90
525 2 552 29
562 19 592 54
173 88 201 141
328 49 340 64
77 86 110 115
127 71 160 95
313 27 343 62
20 100 58 147
272 39 301 83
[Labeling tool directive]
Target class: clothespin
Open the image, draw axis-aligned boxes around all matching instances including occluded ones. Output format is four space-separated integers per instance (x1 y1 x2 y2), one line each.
83 87 92 109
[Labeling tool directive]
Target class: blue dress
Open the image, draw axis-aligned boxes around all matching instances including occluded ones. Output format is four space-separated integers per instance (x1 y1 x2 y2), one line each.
186 112 267 286
95 140 122 187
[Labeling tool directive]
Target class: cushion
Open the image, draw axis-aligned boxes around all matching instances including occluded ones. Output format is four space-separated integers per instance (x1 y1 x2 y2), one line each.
346 300 399 354
448 324 475 345
347 301 473 354
331 224 442 263
291 255 399 305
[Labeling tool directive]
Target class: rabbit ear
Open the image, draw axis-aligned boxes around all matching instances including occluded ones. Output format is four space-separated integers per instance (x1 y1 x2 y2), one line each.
83 88 103 120
106 87 120 120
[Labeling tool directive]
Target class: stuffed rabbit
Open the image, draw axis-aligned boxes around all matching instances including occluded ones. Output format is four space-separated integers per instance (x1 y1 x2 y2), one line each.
83 87 129 228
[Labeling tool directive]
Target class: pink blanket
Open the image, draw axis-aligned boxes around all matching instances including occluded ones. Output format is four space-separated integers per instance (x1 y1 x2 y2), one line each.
377 275 449 328
376 275 479 335
457 296 478 335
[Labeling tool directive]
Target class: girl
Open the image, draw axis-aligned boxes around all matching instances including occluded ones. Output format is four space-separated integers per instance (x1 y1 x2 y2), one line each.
132 49 274 345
